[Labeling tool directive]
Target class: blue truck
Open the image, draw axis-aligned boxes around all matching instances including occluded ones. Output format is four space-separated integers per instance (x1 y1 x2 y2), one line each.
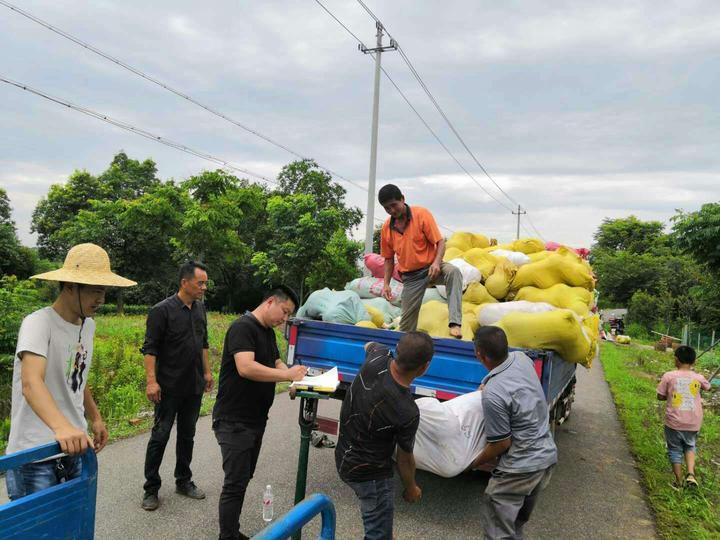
286 319 578 430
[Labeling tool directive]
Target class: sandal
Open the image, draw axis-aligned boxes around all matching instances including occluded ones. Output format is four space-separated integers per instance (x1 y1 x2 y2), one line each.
311 432 336 449
685 473 699 488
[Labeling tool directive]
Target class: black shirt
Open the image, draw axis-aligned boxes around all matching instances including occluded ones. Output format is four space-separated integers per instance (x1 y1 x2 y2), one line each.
335 342 420 482
141 294 208 396
212 313 280 427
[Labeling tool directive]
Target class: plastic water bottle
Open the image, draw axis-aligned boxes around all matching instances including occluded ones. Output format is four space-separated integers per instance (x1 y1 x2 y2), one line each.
262 485 274 522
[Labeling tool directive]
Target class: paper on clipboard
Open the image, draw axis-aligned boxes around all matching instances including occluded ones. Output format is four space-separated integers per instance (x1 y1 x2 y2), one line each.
290 367 340 393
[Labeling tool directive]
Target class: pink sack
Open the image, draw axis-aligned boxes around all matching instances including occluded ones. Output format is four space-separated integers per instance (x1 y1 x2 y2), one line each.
364 253 402 282
545 241 590 260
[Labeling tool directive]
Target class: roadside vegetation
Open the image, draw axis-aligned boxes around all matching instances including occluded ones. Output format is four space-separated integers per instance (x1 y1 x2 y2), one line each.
602 342 720 539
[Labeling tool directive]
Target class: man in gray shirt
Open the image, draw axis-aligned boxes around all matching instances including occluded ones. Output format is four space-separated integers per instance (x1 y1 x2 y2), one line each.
469 326 557 539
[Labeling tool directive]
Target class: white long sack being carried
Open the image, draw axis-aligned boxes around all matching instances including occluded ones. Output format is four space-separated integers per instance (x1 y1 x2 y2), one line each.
412 391 486 478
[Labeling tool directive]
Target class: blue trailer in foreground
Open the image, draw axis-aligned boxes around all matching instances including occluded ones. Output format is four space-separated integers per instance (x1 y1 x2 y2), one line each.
286 319 578 427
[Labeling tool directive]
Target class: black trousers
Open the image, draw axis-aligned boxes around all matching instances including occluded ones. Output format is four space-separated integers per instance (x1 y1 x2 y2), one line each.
214 420 265 540
143 393 203 494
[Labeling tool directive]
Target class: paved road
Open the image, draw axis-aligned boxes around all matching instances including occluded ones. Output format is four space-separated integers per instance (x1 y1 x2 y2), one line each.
3 359 658 539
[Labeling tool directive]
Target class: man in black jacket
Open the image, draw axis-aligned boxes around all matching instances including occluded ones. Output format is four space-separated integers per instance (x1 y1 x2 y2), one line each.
141 261 213 511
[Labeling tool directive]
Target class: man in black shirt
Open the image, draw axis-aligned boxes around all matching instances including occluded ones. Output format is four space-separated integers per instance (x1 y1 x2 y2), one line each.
336 331 435 540
141 261 213 511
213 286 307 540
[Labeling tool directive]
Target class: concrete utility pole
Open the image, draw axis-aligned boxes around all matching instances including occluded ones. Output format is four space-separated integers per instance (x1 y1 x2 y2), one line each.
512 204 527 240
360 22 397 255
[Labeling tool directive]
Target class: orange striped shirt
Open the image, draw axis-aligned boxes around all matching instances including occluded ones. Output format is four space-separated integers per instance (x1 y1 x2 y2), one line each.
380 205 442 273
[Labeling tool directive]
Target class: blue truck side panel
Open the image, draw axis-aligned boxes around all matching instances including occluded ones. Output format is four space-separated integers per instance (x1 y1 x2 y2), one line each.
289 319 575 403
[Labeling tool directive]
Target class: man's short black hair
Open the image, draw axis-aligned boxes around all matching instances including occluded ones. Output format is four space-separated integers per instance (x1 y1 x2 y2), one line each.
473 326 509 363
395 331 434 372
675 345 696 365
179 260 208 285
264 285 300 309
378 184 403 205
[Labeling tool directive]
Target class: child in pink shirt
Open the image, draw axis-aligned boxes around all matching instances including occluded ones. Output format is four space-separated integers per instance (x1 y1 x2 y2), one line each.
656 346 711 489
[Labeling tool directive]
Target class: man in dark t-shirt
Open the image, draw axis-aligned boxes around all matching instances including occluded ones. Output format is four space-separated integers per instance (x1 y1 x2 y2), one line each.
336 332 435 540
212 286 306 540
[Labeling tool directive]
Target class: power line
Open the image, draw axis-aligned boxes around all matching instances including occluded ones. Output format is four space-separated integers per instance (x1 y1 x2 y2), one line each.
356 0 520 209
313 0 514 213
0 0 370 194
524 212 546 242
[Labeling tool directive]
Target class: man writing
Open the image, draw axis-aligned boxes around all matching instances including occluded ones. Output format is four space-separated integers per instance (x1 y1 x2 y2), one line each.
470 327 557 539
5 243 135 499
141 261 213 510
335 332 434 540
213 286 307 540
378 184 463 337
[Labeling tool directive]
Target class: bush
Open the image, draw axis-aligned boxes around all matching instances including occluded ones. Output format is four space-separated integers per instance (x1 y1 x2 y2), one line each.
625 322 649 340
0 276 44 355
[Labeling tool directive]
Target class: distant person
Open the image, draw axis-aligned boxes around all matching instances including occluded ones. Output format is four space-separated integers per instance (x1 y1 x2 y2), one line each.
469 326 557 539
656 345 711 489
378 184 463 337
5 243 136 500
335 332 434 540
141 261 213 511
212 286 307 540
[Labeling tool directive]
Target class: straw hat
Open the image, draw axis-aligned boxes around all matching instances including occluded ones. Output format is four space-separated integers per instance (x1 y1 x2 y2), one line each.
31 243 137 287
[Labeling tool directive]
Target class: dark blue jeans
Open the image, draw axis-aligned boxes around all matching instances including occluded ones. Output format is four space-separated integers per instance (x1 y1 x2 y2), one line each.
345 477 395 540
5 455 82 501
143 393 203 494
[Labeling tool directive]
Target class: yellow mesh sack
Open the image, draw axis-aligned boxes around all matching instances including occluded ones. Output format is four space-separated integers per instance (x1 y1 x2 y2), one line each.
470 233 491 248
443 246 465 262
355 320 379 329
463 282 498 305
463 249 500 277
514 284 592 315
510 238 545 254
485 258 518 300
365 305 385 328
446 232 474 252
510 254 594 291
527 251 554 263
417 300 450 338
493 309 596 367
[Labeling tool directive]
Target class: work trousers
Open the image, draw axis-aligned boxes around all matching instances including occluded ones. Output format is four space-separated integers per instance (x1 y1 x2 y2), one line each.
482 465 555 540
399 263 463 332
143 392 203 494
214 420 265 540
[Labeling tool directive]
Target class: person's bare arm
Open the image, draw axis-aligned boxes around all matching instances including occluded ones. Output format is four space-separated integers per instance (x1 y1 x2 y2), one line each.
382 258 395 301
469 438 512 470
83 386 108 452
144 354 161 403
21 352 93 455
235 351 306 382
397 447 422 502
275 358 288 370
202 348 213 392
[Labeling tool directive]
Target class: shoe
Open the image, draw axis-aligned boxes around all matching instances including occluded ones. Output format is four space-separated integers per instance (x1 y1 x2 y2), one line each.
239 534 250 540
142 492 159 511
685 473 699 488
176 481 206 499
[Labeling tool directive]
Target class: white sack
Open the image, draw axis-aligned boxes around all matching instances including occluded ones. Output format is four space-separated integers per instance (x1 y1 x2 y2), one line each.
490 249 531 266
422 288 447 305
477 301 557 326
412 391 486 478
447 258 482 289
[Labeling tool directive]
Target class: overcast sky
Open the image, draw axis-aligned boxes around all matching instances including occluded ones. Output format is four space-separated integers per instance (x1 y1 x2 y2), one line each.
2 0 719 249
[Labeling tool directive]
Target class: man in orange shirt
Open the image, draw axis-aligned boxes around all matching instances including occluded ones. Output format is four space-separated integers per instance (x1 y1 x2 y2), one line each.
379 184 463 337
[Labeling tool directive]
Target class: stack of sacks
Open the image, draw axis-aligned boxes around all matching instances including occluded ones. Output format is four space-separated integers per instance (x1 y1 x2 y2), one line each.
361 297 402 326
345 276 403 306
514 284 593 316
446 258 482 288
492 310 599 368
485 258 518 300
545 241 590 260
364 253 401 281
489 249 530 267
477 301 557 326
462 249 500 277
297 288 370 325
463 282 498 305
510 253 594 292
446 232 493 252
509 238 545 254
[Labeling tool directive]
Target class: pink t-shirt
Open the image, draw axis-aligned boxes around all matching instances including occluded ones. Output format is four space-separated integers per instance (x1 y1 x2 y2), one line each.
657 370 711 431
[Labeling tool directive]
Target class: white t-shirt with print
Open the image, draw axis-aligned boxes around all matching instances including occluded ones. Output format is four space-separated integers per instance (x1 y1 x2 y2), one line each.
6 306 96 454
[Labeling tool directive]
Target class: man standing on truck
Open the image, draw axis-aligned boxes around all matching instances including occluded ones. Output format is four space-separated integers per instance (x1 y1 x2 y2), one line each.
5 243 135 500
336 332 434 540
141 261 213 511
378 184 463 337
469 326 557 539
212 286 307 540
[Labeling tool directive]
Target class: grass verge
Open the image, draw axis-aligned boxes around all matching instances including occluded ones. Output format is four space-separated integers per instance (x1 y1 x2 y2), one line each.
601 342 720 539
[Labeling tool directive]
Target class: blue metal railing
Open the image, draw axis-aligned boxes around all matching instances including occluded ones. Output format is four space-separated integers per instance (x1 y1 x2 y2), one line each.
0 442 98 539
253 493 336 540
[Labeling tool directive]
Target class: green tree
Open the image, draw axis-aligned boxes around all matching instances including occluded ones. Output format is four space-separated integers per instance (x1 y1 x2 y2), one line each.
672 202 720 272
0 189 36 279
592 216 665 256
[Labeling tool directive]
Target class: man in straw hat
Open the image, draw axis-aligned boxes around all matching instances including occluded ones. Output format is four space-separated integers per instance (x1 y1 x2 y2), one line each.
5 243 136 500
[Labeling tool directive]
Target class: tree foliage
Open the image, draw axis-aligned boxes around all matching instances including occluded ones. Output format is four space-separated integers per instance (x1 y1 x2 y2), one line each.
672 202 720 273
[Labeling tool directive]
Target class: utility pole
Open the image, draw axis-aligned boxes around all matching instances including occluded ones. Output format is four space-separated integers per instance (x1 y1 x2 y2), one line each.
360 22 397 255
512 204 526 240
